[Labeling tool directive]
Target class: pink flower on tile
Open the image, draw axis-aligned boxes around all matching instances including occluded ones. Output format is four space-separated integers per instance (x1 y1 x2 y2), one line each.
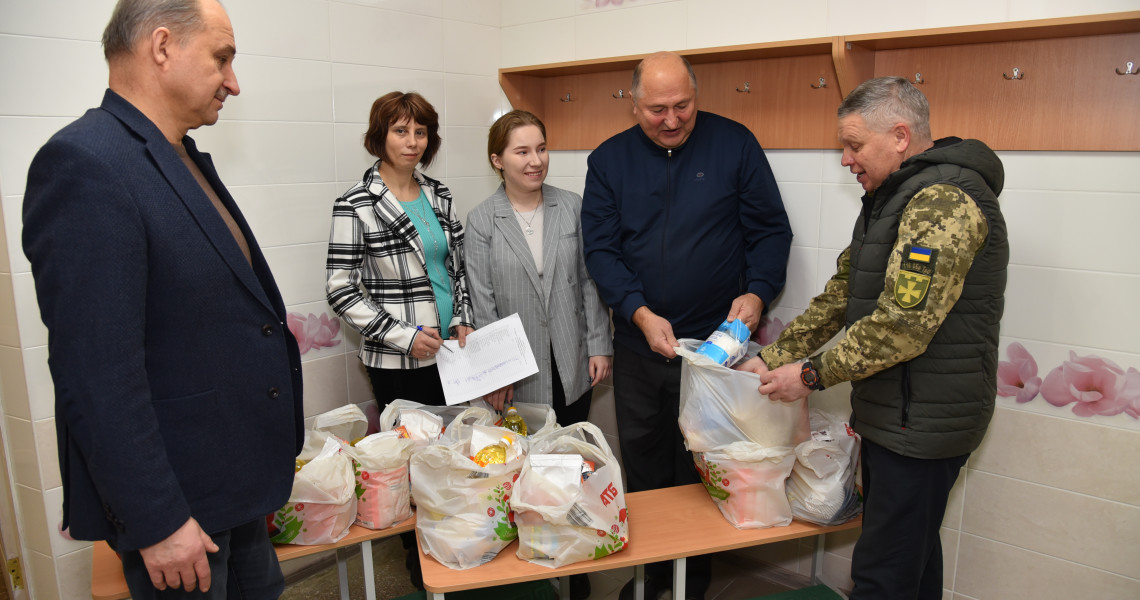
996 342 1041 403
288 312 342 355
1039 351 1140 419
754 316 788 346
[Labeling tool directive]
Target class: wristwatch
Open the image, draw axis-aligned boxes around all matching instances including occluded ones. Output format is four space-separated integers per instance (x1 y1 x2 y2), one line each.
800 359 825 391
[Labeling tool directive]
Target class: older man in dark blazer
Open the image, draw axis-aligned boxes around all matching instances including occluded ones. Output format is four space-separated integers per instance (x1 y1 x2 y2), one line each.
22 0 303 598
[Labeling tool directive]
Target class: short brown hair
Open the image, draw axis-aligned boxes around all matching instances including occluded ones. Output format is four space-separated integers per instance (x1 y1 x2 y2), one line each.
363 91 442 168
487 110 547 179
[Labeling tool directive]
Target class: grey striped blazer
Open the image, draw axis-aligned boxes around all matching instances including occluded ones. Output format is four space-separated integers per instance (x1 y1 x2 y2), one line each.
466 183 612 406
326 163 474 370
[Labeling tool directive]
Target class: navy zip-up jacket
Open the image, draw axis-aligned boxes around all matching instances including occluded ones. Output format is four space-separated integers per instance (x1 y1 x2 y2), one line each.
582 111 792 359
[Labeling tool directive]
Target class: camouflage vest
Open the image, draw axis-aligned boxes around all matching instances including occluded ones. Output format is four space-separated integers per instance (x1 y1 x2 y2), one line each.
845 154 1009 459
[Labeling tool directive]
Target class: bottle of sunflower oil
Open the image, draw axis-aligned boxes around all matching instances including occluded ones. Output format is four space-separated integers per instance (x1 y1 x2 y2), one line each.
472 436 514 467
502 406 528 436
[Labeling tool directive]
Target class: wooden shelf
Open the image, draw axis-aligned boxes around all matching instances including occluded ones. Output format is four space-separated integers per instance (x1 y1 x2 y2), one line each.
500 11 1140 151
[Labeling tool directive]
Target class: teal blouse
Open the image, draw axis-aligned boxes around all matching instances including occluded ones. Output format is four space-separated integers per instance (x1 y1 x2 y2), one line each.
402 190 453 332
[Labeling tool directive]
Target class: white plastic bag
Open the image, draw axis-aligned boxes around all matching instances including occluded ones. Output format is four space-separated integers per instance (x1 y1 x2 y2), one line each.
343 431 415 529
786 410 862 526
465 399 560 437
677 339 808 529
379 400 497 448
511 422 629 567
693 442 796 529
313 404 369 444
677 339 810 452
410 425 527 570
270 437 357 544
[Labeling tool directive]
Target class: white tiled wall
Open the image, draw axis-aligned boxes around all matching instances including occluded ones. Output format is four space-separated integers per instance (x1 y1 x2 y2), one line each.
498 1 1140 599
1 1 1138 598
0 0 509 596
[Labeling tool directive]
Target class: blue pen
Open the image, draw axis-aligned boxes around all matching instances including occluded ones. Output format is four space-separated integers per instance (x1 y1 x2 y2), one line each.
417 325 454 352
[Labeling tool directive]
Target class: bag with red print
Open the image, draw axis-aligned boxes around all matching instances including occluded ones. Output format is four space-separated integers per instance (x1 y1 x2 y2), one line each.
410 423 528 569
676 338 808 529
342 431 415 530
511 422 629 567
269 436 357 544
693 443 796 529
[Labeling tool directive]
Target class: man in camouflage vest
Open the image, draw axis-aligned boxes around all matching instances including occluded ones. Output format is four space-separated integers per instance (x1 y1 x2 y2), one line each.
751 77 1009 599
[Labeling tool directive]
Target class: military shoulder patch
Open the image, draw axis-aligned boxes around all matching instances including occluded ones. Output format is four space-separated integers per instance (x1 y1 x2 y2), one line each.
895 244 939 309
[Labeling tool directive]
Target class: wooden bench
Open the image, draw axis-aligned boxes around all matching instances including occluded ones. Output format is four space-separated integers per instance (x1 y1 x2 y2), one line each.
418 483 861 600
91 516 415 600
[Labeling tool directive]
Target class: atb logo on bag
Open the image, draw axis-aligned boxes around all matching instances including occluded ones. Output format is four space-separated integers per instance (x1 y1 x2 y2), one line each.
599 482 619 506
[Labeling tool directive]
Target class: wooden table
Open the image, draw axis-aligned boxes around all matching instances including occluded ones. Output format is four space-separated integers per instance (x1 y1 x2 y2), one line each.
418 483 861 600
91 517 415 600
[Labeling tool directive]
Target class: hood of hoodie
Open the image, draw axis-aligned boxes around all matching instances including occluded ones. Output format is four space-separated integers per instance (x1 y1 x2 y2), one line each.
891 136 1005 197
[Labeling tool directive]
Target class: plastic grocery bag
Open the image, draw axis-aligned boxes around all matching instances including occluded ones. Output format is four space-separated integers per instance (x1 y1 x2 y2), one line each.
379 400 497 448
693 442 796 529
511 422 628 568
270 436 356 544
313 403 369 444
343 431 415 529
436 406 500 446
297 429 332 462
677 339 807 529
410 424 527 569
786 410 862 526
503 402 558 436
464 399 560 437
677 339 810 452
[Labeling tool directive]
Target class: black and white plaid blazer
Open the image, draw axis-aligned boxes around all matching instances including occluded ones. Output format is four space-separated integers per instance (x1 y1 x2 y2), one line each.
326 162 474 369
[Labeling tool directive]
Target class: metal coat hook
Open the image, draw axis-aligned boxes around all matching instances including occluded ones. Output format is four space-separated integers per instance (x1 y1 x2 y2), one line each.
736 81 751 93
913 72 925 84
810 77 827 89
1003 67 1024 80
559 92 573 102
1116 61 1138 75
612 89 626 98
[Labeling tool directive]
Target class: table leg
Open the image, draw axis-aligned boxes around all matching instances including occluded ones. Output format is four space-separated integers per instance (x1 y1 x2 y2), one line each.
362 540 376 600
672 556 686 600
811 533 825 585
559 575 570 599
429 592 446 600
336 547 349 600
633 563 645 600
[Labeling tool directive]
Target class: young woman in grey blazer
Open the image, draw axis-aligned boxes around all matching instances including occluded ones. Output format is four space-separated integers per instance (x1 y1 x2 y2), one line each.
466 110 613 427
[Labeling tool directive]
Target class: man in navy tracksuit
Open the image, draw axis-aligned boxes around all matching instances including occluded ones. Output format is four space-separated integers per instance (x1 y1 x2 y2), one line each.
582 51 792 600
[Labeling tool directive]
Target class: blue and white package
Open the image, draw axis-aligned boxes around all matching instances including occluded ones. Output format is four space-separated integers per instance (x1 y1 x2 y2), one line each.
694 319 751 367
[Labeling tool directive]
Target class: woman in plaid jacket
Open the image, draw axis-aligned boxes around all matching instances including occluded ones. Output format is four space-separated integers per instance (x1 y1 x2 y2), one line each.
326 91 475 410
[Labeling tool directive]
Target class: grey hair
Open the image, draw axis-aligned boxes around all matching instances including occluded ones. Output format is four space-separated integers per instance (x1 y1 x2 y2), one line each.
631 54 698 101
838 76 931 141
102 0 208 60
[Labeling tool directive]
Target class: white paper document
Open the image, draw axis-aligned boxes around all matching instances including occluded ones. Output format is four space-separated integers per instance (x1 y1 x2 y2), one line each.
436 313 539 405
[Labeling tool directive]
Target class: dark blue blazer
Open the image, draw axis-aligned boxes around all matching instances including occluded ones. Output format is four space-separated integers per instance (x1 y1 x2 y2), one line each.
23 90 304 551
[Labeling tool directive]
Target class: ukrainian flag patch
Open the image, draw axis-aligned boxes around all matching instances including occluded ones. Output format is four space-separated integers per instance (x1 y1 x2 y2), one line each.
908 246 933 262
895 244 939 309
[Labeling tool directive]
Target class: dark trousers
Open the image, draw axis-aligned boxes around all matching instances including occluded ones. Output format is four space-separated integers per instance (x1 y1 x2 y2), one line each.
120 518 283 600
612 342 710 597
551 344 593 426
366 364 447 410
850 438 969 600
366 364 446 590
